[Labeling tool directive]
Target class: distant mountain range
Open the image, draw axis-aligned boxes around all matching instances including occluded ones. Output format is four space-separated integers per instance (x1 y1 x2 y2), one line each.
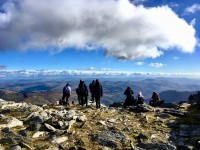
159 90 197 103
0 77 200 105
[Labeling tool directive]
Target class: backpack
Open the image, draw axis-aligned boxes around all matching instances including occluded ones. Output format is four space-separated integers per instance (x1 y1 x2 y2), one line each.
94 83 102 95
63 86 70 94
79 84 86 94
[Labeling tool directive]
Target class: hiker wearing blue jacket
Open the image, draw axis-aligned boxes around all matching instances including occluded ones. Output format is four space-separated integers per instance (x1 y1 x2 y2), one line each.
62 83 71 105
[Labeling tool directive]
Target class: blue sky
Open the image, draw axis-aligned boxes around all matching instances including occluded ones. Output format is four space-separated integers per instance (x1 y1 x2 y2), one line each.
0 0 200 78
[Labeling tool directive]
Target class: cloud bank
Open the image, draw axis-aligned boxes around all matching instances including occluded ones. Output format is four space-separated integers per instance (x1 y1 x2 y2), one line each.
0 0 197 60
0 69 200 79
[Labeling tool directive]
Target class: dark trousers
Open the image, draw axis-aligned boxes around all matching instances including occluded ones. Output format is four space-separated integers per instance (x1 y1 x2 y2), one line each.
95 95 101 108
91 92 95 102
62 93 70 105
80 94 88 107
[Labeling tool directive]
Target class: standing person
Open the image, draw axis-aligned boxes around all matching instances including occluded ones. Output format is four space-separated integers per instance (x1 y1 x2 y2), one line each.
94 79 103 108
137 91 144 105
62 83 71 106
78 80 88 107
76 87 81 105
89 80 95 103
123 87 134 107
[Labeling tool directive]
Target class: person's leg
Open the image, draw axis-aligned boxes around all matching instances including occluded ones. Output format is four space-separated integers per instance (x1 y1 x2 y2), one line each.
96 95 100 108
62 93 66 105
66 95 70 106
98 98 101 108
85 95 88 107
80 95 84 107
95 96 98 108
91 93 95 102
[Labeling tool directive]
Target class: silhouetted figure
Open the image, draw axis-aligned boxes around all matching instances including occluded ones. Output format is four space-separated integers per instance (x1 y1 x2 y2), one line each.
94 79 103 108
76 87 81 105
89 80 95 102
77 80 88 107
149 92 160 106
62 83 71 106
136 91 144 105
123 87 135 107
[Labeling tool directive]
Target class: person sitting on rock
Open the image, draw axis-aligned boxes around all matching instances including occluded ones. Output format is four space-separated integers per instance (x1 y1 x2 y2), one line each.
149 92 160 106
136 91 144 105
123 87 135 107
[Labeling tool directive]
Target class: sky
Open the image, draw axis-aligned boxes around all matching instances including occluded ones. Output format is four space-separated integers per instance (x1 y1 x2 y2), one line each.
0 0 200 78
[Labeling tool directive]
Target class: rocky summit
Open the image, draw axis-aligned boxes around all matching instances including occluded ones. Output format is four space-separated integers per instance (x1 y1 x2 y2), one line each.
0 99 200 150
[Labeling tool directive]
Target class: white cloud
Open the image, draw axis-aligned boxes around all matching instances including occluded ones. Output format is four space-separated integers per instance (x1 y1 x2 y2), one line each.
148 62 165 68
185 4 200 14
173 56 179 60
1 69 200 79
0 0 197 60
135 61 144 65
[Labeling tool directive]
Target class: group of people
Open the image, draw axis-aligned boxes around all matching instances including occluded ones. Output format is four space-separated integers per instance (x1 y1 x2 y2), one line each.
61 80 162 108
123 87 161 107
61 79 103 108
123 87 145 107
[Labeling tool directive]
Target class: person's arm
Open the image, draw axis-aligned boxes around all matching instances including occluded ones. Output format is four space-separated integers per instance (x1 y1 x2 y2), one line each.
84 84 88 95
101 85 103 96
69 86 72 96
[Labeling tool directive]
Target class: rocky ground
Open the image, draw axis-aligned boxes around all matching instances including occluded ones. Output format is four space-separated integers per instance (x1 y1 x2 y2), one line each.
0 99 200 150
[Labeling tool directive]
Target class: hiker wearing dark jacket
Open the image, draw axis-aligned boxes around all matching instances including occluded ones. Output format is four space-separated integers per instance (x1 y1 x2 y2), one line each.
78 80 88 107
89 80 95 102
123 87 135 107
62 83 71 105
94 79 103 108
149 92 160 106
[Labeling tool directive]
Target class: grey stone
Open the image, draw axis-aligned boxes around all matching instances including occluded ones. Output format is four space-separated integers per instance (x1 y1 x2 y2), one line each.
51 136 68 144
0 137 17 145
8 145 22 150
136 104 154 112
25 115 44 124
137 142 176 150
27 123 42 131
156 113 171 119
77 115 87 122
2 127 14 134
163 109 185 116
19 142 33 150
93 128 127 148
66 110 77 119
44 123 56 132
109 102 123 108
159 103 178 108
18 130 28 137
32 131 46 138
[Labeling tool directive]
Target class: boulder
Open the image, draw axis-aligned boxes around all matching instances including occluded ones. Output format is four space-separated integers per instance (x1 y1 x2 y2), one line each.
8 145 22 150
44 123 57 132
51 136 68 144
109 102 123 108
136 104 154 112
93 127 127 148
0 117 23 129
32 131 46 138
